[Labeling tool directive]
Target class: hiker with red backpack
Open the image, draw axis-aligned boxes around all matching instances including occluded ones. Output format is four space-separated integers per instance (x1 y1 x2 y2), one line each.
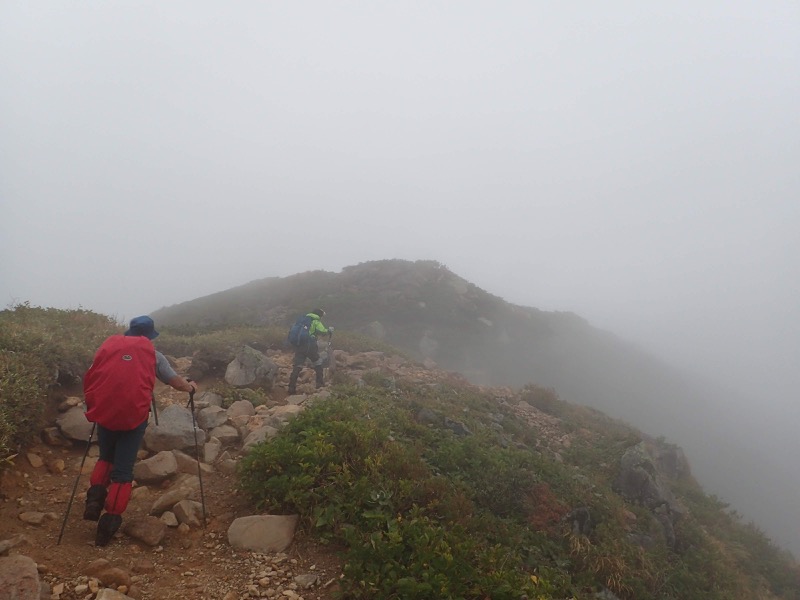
82 315 197 546
287 308 333 394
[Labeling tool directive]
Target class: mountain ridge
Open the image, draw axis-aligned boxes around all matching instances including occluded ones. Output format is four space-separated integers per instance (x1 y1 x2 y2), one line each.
150 258 799 557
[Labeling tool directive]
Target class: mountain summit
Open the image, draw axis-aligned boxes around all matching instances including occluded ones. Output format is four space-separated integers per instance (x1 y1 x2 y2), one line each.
153 259 693 434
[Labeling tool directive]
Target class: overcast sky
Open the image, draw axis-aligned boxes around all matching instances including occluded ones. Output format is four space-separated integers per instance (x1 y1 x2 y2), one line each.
1 0 799 542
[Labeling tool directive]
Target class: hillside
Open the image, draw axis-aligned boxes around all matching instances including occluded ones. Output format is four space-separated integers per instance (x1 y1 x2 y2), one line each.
150 259 786 555
2 305 799 599
150 260 707 424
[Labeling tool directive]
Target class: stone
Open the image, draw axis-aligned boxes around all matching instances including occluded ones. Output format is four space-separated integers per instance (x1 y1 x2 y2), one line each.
143 405 206 453
123 517 167 547
227 515 299 553
133 451 178 483
25 453 43 468
0 554 40 600
55 406 94 442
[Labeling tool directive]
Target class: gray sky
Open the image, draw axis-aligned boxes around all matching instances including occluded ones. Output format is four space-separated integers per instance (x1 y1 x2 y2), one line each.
2 0 799 547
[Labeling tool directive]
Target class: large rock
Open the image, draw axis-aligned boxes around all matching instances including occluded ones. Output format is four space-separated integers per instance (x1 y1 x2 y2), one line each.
227 400 256 419
613 442 676 510
653 442 692 480
123 516 167 547
144 405 206 453
208 424 239 445
224 346 278 389
197 405 228 430
134 451 178 483
55 406 94 442
172 449 213 475
85 559 132 588
150 486 196 516
227 515 298 553
0 554 40 600
268 404 303 427
204 437 222 463
193 390 224 409
242 426 279 452
174 500 205 527
613 442 682 549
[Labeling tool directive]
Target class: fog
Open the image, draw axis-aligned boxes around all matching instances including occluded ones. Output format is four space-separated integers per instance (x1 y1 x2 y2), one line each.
2 2 799 552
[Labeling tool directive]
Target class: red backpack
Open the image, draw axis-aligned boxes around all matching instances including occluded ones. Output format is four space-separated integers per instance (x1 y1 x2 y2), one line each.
84 335 156 431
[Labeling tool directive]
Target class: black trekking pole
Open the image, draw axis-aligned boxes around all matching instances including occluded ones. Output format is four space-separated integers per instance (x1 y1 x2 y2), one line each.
151 392 159 425
185 382 207 528
57 422 96 545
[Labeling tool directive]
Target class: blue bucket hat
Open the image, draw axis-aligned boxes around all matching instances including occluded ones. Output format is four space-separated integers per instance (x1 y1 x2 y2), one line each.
124 315 159 340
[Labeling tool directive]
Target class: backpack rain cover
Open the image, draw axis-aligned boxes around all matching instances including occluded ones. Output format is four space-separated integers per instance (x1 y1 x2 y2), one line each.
84 335 156 431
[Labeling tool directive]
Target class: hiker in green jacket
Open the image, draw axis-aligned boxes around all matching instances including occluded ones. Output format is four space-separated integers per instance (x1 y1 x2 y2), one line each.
288 309 332 394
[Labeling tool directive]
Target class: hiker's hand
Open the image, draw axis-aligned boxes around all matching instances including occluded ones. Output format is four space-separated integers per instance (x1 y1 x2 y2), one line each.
328 327 334 333
187 380 198 393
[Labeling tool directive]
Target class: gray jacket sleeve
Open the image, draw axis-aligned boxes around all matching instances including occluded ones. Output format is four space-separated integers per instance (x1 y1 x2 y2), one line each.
155 351 178 384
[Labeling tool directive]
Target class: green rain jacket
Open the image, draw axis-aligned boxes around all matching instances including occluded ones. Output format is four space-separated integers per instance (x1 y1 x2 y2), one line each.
306 313 330 338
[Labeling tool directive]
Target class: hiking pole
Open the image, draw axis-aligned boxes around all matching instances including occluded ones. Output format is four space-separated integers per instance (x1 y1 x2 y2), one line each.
151 392 159 425
185 382 207 528
57 422 96 545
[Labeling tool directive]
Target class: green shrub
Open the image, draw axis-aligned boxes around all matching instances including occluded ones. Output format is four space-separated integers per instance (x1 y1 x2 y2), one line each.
0 304 119 461
425 434 541 518
155 325 286 359
238 392 545 598
0 350 50 459
341 507 539 600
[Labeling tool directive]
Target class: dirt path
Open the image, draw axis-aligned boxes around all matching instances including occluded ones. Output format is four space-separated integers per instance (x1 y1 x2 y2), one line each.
0 388 343 600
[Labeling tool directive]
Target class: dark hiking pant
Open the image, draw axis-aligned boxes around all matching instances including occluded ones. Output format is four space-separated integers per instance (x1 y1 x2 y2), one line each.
87 419 147 516
288 341 324 393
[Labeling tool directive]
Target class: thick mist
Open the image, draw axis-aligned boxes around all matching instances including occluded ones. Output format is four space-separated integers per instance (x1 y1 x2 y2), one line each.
2 2 798 553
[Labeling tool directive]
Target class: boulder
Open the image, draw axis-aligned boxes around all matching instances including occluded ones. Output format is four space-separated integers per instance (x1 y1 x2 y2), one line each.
144 405 206 453
133 451 178 483
227 515 298 553
224 346 278 389
55 406 94 441
0 554 40 600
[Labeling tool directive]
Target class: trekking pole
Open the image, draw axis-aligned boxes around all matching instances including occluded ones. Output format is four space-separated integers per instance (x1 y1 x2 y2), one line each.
57 422 96 545
151 392 159 425
185 382 207 528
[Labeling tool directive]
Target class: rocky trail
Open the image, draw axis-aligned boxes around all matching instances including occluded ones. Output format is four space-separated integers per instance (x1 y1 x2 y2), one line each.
0 345 357 600
0 344 569 600
0 443 343 600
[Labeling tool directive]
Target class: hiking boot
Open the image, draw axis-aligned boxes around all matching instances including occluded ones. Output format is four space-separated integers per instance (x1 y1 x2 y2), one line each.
83 484 107 521
95 513 122 547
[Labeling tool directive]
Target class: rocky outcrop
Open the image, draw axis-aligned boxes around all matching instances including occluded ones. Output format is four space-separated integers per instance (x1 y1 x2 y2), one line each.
613 441 684 548
224 346 279 389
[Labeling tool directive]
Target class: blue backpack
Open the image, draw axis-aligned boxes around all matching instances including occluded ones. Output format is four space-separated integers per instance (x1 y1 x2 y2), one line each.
287 314 314 347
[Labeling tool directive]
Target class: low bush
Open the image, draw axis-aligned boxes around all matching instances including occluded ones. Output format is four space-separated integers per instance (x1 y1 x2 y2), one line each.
238 391 546 599
0 304 119 461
